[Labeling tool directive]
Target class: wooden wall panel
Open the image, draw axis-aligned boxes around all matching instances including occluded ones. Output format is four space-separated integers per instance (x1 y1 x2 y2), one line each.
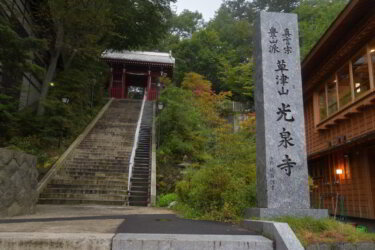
309 149 375 219
305 97 375 156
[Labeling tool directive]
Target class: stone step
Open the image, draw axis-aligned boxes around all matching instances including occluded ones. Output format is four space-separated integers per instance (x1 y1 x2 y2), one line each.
38 198 126 206
129 195 148 202
129 190 148 195
132 167 150 172
70 158 128 162
39 99 146 207
43 188 128 195
67 162 129 166
39 192 127 201
131 176 149 182
134 158 149 162
64 167 128 173
47 183 128 190
65 162 128 168
128 200 148 206
61 171 128 178
64 169 128 176
132 171 150 176
131 186 149 192
132 173 149 178
50 178 127 186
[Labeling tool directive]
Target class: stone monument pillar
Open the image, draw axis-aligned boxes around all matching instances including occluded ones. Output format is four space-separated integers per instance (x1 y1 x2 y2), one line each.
246 12 328 219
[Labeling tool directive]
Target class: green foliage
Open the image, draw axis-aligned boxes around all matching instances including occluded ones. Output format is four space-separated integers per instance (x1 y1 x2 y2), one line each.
294 0 349 59
173 30 226 91
0 15 45 78
0 15 46 145
250 0 299 12
220 62 254 103
270 217 375 247
157 73 256 221
158 86 207 163
107 0 175 50
157 0 350 105
158 193 178 207
170 10 204 39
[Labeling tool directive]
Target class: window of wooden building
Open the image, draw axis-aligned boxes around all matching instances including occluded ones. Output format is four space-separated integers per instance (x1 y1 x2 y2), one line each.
337 63 351 107
352 48 370 98
318 88 327 120
327 77 338 115
315 39 375 123
370 40 375 86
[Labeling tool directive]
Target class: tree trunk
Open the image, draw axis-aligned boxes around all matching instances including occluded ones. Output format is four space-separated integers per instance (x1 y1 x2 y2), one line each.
37 23 64 116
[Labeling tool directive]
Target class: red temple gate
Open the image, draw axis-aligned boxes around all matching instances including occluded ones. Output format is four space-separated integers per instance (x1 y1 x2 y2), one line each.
102 51 174 101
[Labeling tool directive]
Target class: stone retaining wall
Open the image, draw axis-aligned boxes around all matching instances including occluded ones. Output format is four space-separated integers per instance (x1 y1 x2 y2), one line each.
0 148 38 217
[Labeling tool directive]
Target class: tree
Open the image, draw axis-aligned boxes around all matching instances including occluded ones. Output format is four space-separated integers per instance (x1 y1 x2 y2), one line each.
207 5 253 64
220 62 253 103
173 29 227 91
36 0 112 115
251 0 300 13
36 0 176 115
106 0 175 50
294 0 349 58
0 14 45 143
170 10 204 39
222 0 255 22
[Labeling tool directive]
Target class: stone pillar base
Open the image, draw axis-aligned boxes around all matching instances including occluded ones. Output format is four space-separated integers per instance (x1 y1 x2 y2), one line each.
246 208 328 219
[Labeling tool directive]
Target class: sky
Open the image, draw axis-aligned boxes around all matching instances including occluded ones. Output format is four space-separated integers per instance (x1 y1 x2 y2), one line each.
173 0 223 22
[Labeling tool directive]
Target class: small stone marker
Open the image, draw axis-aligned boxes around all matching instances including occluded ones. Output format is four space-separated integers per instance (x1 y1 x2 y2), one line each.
247 11 328 219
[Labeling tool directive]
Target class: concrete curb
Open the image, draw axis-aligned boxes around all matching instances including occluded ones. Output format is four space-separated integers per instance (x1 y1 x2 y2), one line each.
0 232 274 250
112 233 273 250
37 98 114 194
150 101 157 206
242 220 304 250
0 233 114 250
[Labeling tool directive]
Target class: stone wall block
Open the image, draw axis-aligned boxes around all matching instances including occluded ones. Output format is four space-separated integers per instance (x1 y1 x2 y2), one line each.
4 159 19 175
14 151 26 166
0 148 38 217
0 149 14 166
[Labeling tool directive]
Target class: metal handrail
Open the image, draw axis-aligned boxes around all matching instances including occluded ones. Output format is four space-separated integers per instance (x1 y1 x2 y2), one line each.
128 93 147 191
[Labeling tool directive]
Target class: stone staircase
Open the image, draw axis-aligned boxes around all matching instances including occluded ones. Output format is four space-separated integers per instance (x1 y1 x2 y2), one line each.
128 101 154 206
38 99 142 205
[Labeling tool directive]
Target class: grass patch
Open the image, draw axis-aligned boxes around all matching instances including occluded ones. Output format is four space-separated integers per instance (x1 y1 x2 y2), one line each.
269 217 375 247
157 193 178 207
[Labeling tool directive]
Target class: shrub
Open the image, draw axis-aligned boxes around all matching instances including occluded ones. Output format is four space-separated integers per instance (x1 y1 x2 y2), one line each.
157 73 257 221
158 193 178 207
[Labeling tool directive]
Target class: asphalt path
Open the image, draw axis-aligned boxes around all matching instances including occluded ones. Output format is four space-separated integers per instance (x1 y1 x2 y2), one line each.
115 214 257 235
0 214 257 235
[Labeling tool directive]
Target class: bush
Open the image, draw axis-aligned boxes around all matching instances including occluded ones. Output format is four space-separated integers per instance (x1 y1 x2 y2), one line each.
157 73 257 221
158 193 178 207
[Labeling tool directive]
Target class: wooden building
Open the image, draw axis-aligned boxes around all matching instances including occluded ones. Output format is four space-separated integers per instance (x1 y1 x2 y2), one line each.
101 51 175 100
302 0 375 219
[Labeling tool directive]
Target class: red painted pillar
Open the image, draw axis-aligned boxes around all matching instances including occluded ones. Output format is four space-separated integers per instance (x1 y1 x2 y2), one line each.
109 67 113 97
124 69 128 99
147 70 152 99
121 67 126 99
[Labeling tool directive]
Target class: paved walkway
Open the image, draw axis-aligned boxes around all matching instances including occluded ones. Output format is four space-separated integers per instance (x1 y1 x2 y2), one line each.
0 205 256 235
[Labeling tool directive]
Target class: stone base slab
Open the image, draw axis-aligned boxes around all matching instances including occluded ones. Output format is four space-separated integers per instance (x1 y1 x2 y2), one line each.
0 233 114 250
113 234 273 250
246 208 328 219
242 220 304 250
